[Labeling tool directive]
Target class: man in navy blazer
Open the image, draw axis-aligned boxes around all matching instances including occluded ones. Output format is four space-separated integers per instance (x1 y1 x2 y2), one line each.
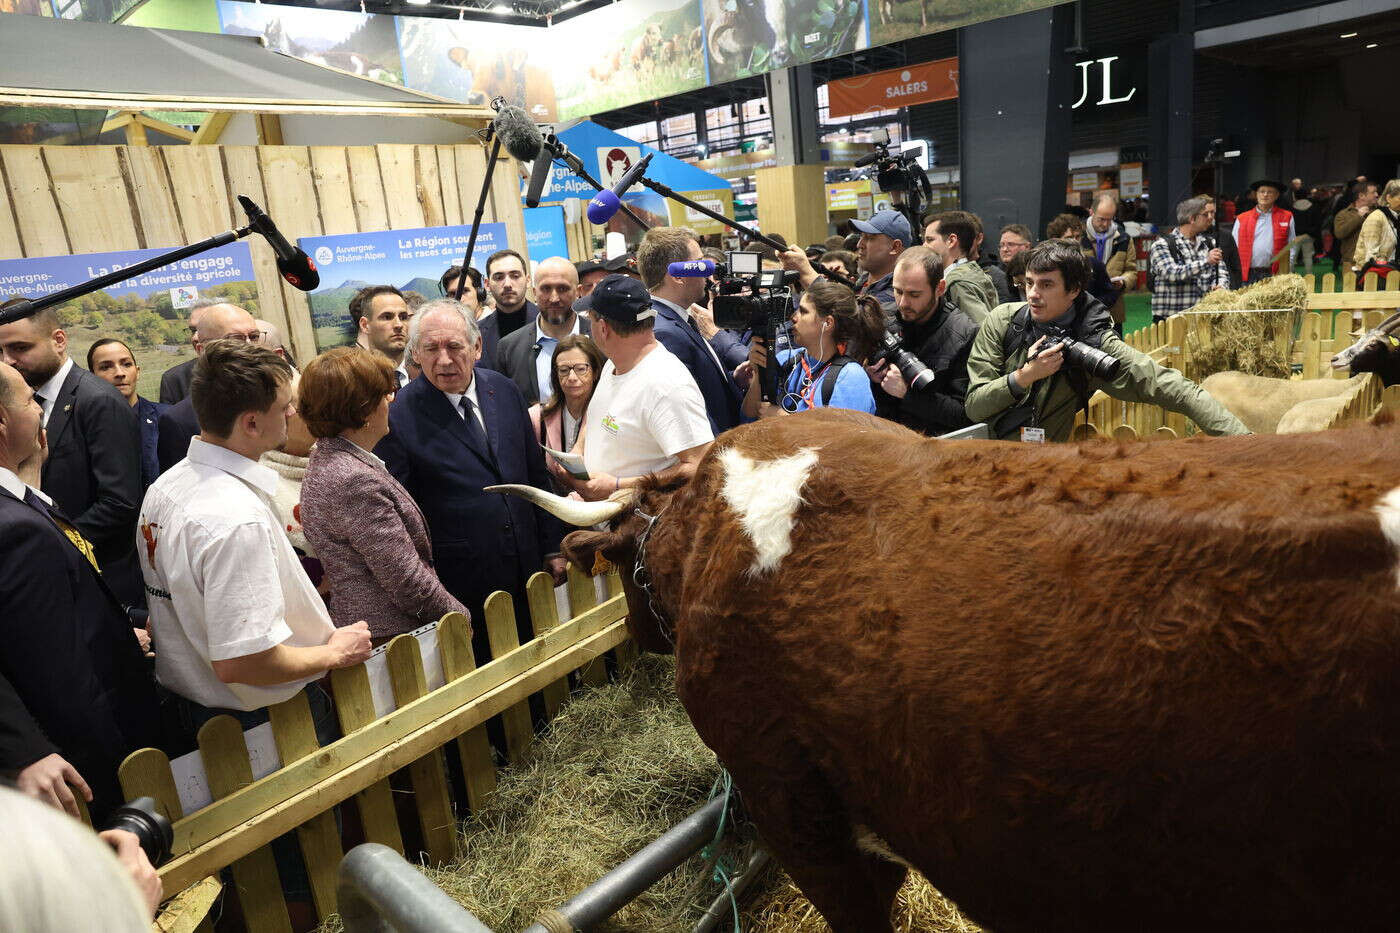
0 361 160 821
376 298 565 665
637 228 744 434
0 304 144 607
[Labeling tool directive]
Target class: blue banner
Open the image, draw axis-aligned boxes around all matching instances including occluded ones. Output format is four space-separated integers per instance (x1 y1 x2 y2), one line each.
0 243 258 399
298 223 507 353
523 207 569 264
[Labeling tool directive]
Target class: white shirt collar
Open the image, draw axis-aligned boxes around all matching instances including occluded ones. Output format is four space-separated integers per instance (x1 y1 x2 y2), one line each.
947 257 969 269
444 373 481 412
0 465 50 505
186 436 280 497
535 316 580 344
35 356 73 422
651 295 688 320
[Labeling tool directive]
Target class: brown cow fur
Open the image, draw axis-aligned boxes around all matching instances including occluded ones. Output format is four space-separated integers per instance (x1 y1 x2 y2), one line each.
562 409 1400 932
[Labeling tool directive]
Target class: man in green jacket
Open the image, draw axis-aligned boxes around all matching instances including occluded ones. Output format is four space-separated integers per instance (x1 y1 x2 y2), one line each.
965 240 1248 442
923 211 997 323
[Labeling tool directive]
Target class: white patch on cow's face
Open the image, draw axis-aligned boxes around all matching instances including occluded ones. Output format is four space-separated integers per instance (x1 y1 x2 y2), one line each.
1375 487 1400 587
718 447 819 576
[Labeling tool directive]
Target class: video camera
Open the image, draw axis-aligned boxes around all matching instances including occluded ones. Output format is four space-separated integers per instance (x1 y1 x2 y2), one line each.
703 250 794 403
856 128 933 232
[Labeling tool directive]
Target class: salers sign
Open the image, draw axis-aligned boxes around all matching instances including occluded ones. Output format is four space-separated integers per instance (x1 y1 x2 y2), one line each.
826 57 959 119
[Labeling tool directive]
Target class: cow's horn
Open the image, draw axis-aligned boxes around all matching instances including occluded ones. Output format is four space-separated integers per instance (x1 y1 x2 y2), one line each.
485 484 632 526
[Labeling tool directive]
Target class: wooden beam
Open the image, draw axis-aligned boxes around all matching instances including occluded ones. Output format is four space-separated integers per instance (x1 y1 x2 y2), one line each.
100 111 135 135
123 117 149 147
157 619 631 893
0 87 494 123
254 113 284 146
146 594 626 859
1307 292 1400 311
135 113 196 142
152 876 222 933
191 111 230 145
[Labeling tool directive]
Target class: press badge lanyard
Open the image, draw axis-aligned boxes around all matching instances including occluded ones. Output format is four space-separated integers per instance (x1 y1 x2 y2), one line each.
786 353 833 412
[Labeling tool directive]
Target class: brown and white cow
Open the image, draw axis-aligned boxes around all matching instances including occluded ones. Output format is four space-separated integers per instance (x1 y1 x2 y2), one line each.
494 409 1400 932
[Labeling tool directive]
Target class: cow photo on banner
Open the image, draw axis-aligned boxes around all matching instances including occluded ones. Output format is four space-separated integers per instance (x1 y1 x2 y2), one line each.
397 18 558 121
704 0 866 85
867 0 1061 47
216 1 405 84
552 0 705 122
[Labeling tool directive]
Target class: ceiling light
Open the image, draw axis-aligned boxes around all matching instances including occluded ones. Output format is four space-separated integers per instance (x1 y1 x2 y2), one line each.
405 0 431 5
492 3 511 12
1340 32 1358 38
1367 42 1379 48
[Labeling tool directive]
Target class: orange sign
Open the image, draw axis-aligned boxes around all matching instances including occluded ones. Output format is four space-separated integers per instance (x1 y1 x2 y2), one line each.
826 57 959 119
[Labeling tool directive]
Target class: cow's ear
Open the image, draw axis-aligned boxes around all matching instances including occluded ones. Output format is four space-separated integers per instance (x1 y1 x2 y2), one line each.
562 529 626 575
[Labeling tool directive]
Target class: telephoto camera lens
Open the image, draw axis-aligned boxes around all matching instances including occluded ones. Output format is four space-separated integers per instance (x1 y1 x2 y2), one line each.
1062 340 1122 381
875 332 936 390
103 796 174 867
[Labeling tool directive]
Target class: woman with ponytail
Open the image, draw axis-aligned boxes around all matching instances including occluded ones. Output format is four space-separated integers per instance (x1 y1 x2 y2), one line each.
742 279 885 418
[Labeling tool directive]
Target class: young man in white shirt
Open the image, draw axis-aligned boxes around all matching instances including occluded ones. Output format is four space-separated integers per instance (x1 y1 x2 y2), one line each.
139 340 370 737
567 274 713 501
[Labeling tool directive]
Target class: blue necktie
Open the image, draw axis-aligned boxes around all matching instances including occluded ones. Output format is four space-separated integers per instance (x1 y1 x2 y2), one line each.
459 397 494 464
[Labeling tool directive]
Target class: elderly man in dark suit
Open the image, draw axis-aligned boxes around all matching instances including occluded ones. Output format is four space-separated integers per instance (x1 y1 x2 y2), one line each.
156 302 265 473
0 360 160 821
376 298 565 664
495 256 591 405
636 227 744 434
0 302 144 607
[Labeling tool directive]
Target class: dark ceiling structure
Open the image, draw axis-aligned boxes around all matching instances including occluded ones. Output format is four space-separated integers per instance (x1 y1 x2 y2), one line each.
216 0 611 27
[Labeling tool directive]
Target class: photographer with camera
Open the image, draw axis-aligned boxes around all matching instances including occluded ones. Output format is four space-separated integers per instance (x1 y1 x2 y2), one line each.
781 210 912 307
867 246 979 437
741 279 884 419
965 240 1248 442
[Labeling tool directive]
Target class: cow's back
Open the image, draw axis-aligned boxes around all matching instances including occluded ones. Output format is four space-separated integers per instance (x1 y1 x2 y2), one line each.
668 412 1400 931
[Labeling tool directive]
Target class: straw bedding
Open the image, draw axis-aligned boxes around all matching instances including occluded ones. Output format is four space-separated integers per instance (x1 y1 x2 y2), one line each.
1181 273 1309 382
322 654 980 931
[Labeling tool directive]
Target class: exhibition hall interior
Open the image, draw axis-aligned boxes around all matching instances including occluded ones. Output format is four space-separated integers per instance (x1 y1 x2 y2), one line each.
2 0 1400 930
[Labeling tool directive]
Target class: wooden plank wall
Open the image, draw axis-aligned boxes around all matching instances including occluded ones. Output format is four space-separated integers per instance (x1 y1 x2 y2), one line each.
0 144 526 364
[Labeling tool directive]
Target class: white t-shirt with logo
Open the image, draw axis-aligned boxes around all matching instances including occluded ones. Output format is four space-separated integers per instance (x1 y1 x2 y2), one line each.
583 344 714 480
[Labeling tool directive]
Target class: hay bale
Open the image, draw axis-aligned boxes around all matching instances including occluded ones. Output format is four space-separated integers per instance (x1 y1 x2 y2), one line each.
1181 274 1308 383
321 655 982 932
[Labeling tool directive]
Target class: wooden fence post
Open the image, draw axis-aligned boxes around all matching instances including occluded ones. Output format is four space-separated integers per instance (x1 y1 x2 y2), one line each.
525 572 572 721
483 592 537 764
268 693 342 919
329 664 405 854
198 716 292 933
386 635 458 866
437 611 499 814
568 565 608 687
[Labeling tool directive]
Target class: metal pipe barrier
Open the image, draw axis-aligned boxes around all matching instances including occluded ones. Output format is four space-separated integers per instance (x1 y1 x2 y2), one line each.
522 796 729 933
339 843 496 933
691 848 772 933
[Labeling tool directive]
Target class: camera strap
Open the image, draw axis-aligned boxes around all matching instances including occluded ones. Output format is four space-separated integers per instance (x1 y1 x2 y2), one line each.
1002 303 1091 423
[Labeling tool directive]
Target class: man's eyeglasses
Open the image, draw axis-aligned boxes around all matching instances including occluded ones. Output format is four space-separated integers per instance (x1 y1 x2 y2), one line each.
221 332 263 344
556 364 592 378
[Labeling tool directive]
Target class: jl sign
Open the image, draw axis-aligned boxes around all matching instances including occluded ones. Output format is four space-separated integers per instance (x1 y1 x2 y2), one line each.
1073 56 1136 109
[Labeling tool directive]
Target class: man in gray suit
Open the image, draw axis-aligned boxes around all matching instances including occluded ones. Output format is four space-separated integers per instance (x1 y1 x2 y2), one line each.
495 256 590 405
158 297 225 404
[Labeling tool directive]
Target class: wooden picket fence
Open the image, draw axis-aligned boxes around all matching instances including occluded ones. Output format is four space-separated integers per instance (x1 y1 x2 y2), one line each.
115 566 632 933
1078 271 1400 437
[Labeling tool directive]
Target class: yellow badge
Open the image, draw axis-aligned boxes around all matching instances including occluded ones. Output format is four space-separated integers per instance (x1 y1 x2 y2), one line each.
590 551 614 576
58 522 99 571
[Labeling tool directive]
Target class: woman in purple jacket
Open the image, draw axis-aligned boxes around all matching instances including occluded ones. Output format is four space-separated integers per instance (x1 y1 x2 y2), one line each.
298 347 468 645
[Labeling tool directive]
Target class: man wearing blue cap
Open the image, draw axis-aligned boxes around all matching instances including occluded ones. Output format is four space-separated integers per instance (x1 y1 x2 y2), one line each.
781 209 911 308
564 274 713 501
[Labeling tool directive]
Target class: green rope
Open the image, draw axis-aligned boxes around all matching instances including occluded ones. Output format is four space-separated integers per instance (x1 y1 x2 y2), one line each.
700 770 742 933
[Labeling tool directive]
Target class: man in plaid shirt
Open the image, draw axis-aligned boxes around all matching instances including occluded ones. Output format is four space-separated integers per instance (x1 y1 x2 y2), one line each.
1149 196 1230 322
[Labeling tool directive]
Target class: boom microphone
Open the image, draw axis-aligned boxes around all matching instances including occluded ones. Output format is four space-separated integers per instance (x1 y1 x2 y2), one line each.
587 152 655 225
493 104 544 162
666 259 716 277
525 134 556 209
236 195 319 291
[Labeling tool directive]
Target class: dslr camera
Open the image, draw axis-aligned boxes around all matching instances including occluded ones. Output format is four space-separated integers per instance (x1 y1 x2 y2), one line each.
871 317 935 390
103 796 174 867
1028 323 1122 381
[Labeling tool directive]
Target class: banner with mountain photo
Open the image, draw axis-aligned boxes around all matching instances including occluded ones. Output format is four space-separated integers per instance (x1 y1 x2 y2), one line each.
865 0 1062 49
298 224 507 354
0 243 257 400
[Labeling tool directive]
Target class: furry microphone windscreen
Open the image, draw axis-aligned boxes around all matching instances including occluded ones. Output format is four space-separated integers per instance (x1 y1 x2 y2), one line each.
494 105 545 162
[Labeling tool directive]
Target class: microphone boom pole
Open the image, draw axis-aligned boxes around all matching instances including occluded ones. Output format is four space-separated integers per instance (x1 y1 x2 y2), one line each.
456 132 503 302
548 139 652 230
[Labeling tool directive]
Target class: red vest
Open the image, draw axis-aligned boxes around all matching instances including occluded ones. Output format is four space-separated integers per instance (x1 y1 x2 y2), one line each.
1236 207 1292 282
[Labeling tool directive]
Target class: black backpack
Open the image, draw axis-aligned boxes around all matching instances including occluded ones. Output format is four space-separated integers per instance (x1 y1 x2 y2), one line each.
781 354 852 408
1145 232 1187 292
